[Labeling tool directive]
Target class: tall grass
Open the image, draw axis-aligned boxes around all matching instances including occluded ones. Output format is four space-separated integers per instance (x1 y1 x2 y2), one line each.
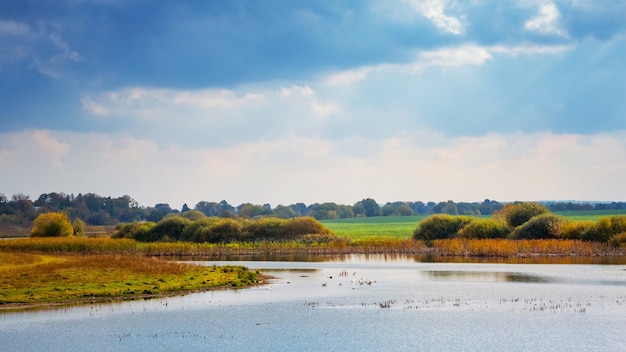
430 239 619 257
1 236 622 258
0 237 137 253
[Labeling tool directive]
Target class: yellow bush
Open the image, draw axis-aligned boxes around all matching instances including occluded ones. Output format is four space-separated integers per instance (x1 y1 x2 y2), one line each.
30 212 74 237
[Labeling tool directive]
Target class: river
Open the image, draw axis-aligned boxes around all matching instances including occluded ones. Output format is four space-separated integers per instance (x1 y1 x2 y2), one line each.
1 254 625 351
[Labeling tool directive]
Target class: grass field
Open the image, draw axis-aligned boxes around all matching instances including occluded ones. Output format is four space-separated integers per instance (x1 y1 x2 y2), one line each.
553 209 626 221
321 216 427 239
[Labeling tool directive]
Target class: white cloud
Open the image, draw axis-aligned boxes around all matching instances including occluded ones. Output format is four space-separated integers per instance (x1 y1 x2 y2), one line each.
405 0 464 35
324 42 571 86
488 43 572 56
2 129 625 206
83 87 265 116
1 130 70 169
279 85 314 97
324 67 373 85
80 84 342 146
0 20 81 77
324 45 493 86
0 20 29 36
524 1 568 37
413 45 492 71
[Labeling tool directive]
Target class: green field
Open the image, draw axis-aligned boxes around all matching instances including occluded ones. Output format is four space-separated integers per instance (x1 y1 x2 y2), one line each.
322 210 626 240
321 216 427 239
553 209 626 221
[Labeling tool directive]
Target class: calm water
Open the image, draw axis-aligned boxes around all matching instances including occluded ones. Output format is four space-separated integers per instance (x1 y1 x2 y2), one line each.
1 255 625 352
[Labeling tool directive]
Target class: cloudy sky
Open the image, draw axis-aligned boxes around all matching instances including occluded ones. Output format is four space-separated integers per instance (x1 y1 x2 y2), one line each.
1 0 625 209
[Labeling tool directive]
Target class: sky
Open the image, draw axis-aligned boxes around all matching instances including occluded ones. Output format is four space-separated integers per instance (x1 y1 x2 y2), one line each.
1 0 625 209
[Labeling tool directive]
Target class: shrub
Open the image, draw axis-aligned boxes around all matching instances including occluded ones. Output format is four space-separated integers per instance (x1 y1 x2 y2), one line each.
113 221 155 241
30 212 74 237
494 202 550 227
583 216 626 242
244 217 287 240
72 219 86 237
510 214 565 240
180 217 220 242
282 217 331 239
559 220 594 240
147 215 192 242
181 210 207 221
200 218 244 243
413 214 473 241
608 232 626 248
457 218 511 239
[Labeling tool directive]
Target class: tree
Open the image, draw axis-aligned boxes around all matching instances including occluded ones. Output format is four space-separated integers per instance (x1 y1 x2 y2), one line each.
289 203 308 216
237 203 273 219
382 202 415 216
30 212 73 237
355 198 381 217
273 205 299 219
308 203 340 220
146 203 173 222
440 201 459 215
72 219 85 236
195 201 221 216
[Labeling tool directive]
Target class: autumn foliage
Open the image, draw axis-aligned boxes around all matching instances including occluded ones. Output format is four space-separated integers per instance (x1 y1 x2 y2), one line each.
414 202 626 244
30 212 74 238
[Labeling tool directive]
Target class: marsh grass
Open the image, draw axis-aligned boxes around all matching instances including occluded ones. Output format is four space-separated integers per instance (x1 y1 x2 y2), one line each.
430 239 618 257
0 252 260 306
1 236 623 258
0 237 137 253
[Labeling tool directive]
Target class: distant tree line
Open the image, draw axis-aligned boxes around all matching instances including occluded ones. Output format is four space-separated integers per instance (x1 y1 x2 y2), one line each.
1 191 625 226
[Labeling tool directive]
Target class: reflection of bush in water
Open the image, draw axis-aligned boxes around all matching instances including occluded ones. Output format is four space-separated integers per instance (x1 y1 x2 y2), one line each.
504 273 549 283
422 270 549 283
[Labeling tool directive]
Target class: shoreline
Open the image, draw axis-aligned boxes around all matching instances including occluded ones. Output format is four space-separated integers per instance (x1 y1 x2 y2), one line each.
0 274 273 312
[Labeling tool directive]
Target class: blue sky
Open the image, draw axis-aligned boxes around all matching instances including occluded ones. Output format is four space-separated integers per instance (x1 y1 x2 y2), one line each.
1 0 625 209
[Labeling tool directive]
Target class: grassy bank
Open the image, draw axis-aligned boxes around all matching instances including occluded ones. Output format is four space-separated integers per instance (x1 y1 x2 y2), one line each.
0 251 261 309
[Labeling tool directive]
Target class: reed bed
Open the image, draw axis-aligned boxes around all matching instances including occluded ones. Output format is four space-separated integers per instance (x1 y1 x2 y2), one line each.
0 237 622 258
430 239 621 257
0 237 137 254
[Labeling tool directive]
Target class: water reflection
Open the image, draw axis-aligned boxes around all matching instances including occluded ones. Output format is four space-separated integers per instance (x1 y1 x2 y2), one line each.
3 257 626 352
180 253 626 265
422 270 549 283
